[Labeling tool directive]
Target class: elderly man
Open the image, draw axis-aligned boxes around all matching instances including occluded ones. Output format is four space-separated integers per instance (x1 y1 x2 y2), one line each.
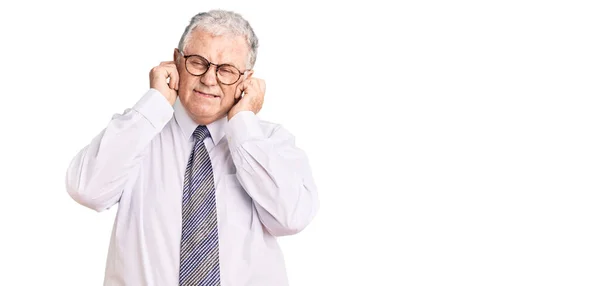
65 10 319 286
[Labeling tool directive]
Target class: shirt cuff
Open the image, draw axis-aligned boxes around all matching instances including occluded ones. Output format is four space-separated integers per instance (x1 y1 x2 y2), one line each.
132 88 174 130
225 111 265 149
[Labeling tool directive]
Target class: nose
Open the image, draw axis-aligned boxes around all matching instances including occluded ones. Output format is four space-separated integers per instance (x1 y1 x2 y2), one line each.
200 64 218 86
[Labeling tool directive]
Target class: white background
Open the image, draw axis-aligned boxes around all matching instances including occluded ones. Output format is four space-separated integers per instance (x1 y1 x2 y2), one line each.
1 0 599 285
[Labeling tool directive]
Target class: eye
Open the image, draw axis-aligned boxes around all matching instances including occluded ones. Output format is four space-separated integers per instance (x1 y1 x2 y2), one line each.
219 65 237 75
189 59 207 67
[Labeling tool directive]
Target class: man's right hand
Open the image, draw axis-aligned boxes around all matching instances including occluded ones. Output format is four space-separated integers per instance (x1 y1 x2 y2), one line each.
150 61 179 105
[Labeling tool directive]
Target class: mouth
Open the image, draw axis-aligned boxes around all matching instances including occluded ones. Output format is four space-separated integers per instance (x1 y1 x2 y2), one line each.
194 90 220 99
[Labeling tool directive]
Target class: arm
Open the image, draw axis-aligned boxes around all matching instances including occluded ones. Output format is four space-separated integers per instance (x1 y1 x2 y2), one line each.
226 111 319 236
65 89 173 211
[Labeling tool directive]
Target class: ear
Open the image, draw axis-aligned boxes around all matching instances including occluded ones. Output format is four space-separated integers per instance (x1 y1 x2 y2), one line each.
245 70 254 79
173 48 180 65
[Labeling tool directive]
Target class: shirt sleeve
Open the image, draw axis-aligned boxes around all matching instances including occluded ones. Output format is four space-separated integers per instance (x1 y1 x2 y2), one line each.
65 89 173 212
225 111 320 236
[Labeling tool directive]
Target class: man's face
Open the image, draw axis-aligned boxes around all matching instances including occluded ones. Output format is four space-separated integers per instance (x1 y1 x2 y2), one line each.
175 29 250 125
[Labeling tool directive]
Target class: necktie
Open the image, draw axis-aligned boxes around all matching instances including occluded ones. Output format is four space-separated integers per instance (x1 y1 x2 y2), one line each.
179 125 221 286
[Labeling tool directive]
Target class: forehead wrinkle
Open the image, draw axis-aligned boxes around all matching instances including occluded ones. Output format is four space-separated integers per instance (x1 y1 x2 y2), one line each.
185 30 248 69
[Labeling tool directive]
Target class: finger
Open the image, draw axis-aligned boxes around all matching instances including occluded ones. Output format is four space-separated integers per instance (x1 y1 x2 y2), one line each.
235 79 249 100
259 79 266 93
167 68 176 90
161 63 179 90
169 66 179 91
173 66 179 90
245 78 262 96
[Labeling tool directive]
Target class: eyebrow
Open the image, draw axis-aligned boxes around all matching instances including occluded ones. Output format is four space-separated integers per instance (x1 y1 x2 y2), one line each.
220 61 238 67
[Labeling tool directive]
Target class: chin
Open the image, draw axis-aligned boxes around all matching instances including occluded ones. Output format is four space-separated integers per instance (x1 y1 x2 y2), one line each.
185 101 220 121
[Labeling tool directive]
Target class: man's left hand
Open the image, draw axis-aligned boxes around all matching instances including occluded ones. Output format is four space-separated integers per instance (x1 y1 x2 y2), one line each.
228 78 266 120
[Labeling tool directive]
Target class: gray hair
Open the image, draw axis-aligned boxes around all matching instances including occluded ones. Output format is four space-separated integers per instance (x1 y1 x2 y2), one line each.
178 10 259 69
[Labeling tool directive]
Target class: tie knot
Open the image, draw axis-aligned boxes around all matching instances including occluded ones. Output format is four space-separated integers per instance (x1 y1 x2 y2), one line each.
193 125 210 142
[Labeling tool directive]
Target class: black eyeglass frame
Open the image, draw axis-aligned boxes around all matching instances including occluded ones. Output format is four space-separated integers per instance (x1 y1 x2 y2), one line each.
180 52 250 85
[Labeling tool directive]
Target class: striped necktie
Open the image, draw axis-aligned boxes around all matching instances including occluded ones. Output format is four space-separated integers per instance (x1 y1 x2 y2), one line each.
179 125 221 286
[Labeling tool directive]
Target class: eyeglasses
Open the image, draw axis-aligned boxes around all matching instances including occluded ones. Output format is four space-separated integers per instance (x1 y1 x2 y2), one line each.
180 53 248 85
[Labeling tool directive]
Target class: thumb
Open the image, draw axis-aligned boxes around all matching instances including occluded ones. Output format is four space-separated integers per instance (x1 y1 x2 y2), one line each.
235 79 248 101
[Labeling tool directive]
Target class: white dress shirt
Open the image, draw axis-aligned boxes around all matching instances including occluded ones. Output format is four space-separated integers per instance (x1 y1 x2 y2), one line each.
65 89 319 286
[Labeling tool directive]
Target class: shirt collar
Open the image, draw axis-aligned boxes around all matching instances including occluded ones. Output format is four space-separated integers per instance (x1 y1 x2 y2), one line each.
173 97 227 145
